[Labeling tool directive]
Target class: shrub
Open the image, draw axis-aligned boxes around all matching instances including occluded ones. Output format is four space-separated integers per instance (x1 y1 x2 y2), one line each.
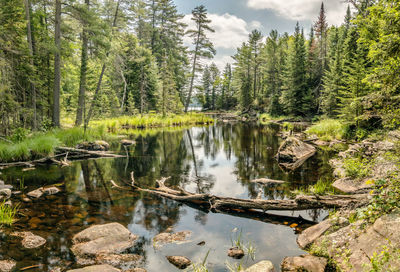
306 119 348 141
343 157 371 179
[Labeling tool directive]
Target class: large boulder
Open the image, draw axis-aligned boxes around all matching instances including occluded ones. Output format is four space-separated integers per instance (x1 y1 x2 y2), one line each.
276 137 316 170
314 214 400 271
67 265 120 272
71 223 138 266
281 255 327 272
332 178 373 194
297 220 332 249
245 260 274 272
76 141 109 151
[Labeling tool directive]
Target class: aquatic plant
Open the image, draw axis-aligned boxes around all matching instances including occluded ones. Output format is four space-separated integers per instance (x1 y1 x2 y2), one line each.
306 119 348 141
0 202 19 225
225 261 245 272
187 250 210 272
230 228 256 261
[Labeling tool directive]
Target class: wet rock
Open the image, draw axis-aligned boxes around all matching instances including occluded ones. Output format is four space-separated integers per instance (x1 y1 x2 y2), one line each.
27 187 44 199
281 254 327 272
11 231 46 249
0 189 11 199
125 269 147 272
121 139 136 146
251 178 285 186
166 256 191 269
276 137 316 170
0 259 16 272
0 180 13 190
245 260 274 272
153 230 191 247
332 178 373 194
71 223 137 266
227 247 245 259
297 220 332 249
43 186 61 196
67 264 120 272
22 196 32 203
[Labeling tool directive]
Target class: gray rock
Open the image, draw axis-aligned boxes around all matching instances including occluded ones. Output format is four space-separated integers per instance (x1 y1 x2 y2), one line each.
121 139 136 146
71 223 138 266
281 255 327 272
227 247 245 259
314 214 400 271
27 187 44 199
67 264 120 272
245 260 274 272
297 220 332 249
0 259 16 272
332 178 373 194
276 137 316 170
11 232 46 249
95 254 142 269
166 256 191 269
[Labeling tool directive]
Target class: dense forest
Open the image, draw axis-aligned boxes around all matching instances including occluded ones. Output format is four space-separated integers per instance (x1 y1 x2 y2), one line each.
0 0 399 135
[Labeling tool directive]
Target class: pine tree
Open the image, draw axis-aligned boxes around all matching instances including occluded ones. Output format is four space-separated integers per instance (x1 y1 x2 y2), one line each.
209 63 220 110
185 5 215 112
281 23 309 116
201 66 212 109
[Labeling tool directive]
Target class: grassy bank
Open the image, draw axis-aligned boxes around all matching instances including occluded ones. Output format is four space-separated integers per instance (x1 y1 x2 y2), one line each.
94 113 214 133
0 113 214 163
305 119 348 141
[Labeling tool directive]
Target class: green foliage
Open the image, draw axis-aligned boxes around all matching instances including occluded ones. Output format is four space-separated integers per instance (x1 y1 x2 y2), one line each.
187 250 210 272
306 119 348 141
343 157 371 179
309 178 335 195
0 202 19 225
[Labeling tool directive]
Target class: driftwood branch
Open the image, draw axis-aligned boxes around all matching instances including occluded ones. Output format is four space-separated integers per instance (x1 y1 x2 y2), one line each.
132 177 370 212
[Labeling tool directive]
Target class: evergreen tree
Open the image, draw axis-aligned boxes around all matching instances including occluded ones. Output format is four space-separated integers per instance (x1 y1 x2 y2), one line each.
281 23 309 116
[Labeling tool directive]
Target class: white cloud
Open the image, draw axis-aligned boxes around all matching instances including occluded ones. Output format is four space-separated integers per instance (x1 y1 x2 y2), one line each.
247 0 348 26
181 13 252 50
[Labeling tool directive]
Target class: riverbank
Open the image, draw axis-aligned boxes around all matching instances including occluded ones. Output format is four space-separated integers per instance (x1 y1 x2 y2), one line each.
0 113 214 164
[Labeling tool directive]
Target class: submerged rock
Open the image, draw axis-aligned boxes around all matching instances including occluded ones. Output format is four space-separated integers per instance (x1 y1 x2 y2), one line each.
0 259 16 272
67 264 120 272
95 254 142 268
43 186 61 196
166 256 191 269
245 260 274 272
71 223 138 266
153 230 191 247
276 137 316 170
281 254 327 272
27 187 44 199
251 178 285 186
11 231 46 249
227 247 245 259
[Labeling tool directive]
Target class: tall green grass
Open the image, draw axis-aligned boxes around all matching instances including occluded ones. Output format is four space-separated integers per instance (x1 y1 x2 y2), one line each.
306 119 348 141
0 126 108 162
95 113 214 133
0 202 19 225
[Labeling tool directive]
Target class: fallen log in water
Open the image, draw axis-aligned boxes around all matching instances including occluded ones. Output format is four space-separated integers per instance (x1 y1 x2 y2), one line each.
131 176 370 213
0 147 124 169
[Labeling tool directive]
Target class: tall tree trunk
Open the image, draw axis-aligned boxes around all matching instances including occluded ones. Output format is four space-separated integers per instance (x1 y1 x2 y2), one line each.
53 0 61 127
139 65 146 114
75 0 90 127
84 0 120 128
24 0 37 130
185 28 201 112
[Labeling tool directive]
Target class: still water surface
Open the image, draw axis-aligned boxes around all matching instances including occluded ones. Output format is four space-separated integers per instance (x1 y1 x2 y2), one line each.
0 123 332 271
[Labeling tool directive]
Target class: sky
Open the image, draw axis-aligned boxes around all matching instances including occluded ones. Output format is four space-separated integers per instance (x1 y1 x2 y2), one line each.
174 0 349 70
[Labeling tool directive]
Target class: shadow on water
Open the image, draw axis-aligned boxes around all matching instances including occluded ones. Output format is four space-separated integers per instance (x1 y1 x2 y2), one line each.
0 122 333 271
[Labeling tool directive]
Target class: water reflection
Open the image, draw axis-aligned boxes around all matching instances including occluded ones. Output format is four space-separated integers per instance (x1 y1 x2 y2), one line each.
0 122 332 271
